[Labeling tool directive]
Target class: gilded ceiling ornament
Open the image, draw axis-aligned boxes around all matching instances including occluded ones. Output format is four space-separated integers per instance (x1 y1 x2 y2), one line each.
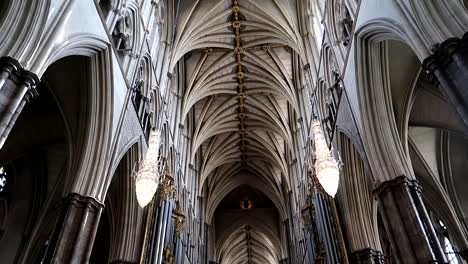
158 162 176 204
172 201 185 236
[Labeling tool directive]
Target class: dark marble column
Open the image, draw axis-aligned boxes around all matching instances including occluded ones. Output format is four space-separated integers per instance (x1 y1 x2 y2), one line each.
0 58 39 148
351 249 384 264
375 176 447 264
0 87 38 147
44 193 103 264
423 32 468 132
0 57 22 89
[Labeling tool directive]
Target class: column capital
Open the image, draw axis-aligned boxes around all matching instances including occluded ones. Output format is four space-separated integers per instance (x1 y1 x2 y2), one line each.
375 175 423 195
424 36 461 72
24 88 39 102
351 248 384 264
110 261 138 264
167 72 174 80
374 175 411 195
0 56 22 74
12 69 40 89
64 192 105 211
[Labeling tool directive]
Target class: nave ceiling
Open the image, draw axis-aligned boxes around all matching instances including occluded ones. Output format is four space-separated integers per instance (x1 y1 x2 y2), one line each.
170 0 311 263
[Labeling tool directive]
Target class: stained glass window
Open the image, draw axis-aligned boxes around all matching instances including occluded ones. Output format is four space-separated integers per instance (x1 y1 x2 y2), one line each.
0 167 6 193
438 220 460 264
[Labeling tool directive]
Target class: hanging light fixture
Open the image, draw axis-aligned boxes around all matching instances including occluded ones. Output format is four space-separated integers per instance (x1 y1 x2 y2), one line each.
135 129 161 207
313 120 340 197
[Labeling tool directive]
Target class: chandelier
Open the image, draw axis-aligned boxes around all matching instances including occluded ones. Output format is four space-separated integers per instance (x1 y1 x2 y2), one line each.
313 121 340 197
135 129 161 207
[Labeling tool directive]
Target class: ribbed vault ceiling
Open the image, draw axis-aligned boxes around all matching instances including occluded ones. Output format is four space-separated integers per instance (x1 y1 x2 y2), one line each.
173 0 307 263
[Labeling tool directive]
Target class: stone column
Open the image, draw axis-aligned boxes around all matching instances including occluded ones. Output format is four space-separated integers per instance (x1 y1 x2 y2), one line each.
0 59 39 149
375 176 447 264
0 57 22 89
0 87 38 148
351 249 384 264
423 32 468 132
45 193 104 264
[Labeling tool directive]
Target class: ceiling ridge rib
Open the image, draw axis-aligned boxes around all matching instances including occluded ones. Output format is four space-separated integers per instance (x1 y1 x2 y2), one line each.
231 0 248 164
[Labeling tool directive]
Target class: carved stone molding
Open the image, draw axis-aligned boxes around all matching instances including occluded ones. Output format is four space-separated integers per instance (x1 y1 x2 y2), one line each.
0 56 22 80
423 32 468 132
351 248 384 264
0 57 40 149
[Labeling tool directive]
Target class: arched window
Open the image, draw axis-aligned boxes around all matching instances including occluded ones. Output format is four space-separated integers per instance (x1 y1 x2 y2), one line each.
338 3 353 46
98 0 112 20
0 167 6 194
149 2 163 55
142 92 155 140
112 9 134 52
308 0 325 50
132 58 154 139
329 0 353 47
132 62 145 114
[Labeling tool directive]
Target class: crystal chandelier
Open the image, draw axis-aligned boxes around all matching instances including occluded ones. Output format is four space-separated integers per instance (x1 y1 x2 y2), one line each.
135 129 161 207
313 121 340 197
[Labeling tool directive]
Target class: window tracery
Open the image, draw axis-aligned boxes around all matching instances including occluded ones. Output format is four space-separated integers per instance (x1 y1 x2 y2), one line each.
323 68 343 140
328 0 354 47
435 219 461 263
132 58 154 139
0 167 7 193
149 2 163 54
338 2 353 46
307 0 325 50
98 0 113 20
113 9 134 52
